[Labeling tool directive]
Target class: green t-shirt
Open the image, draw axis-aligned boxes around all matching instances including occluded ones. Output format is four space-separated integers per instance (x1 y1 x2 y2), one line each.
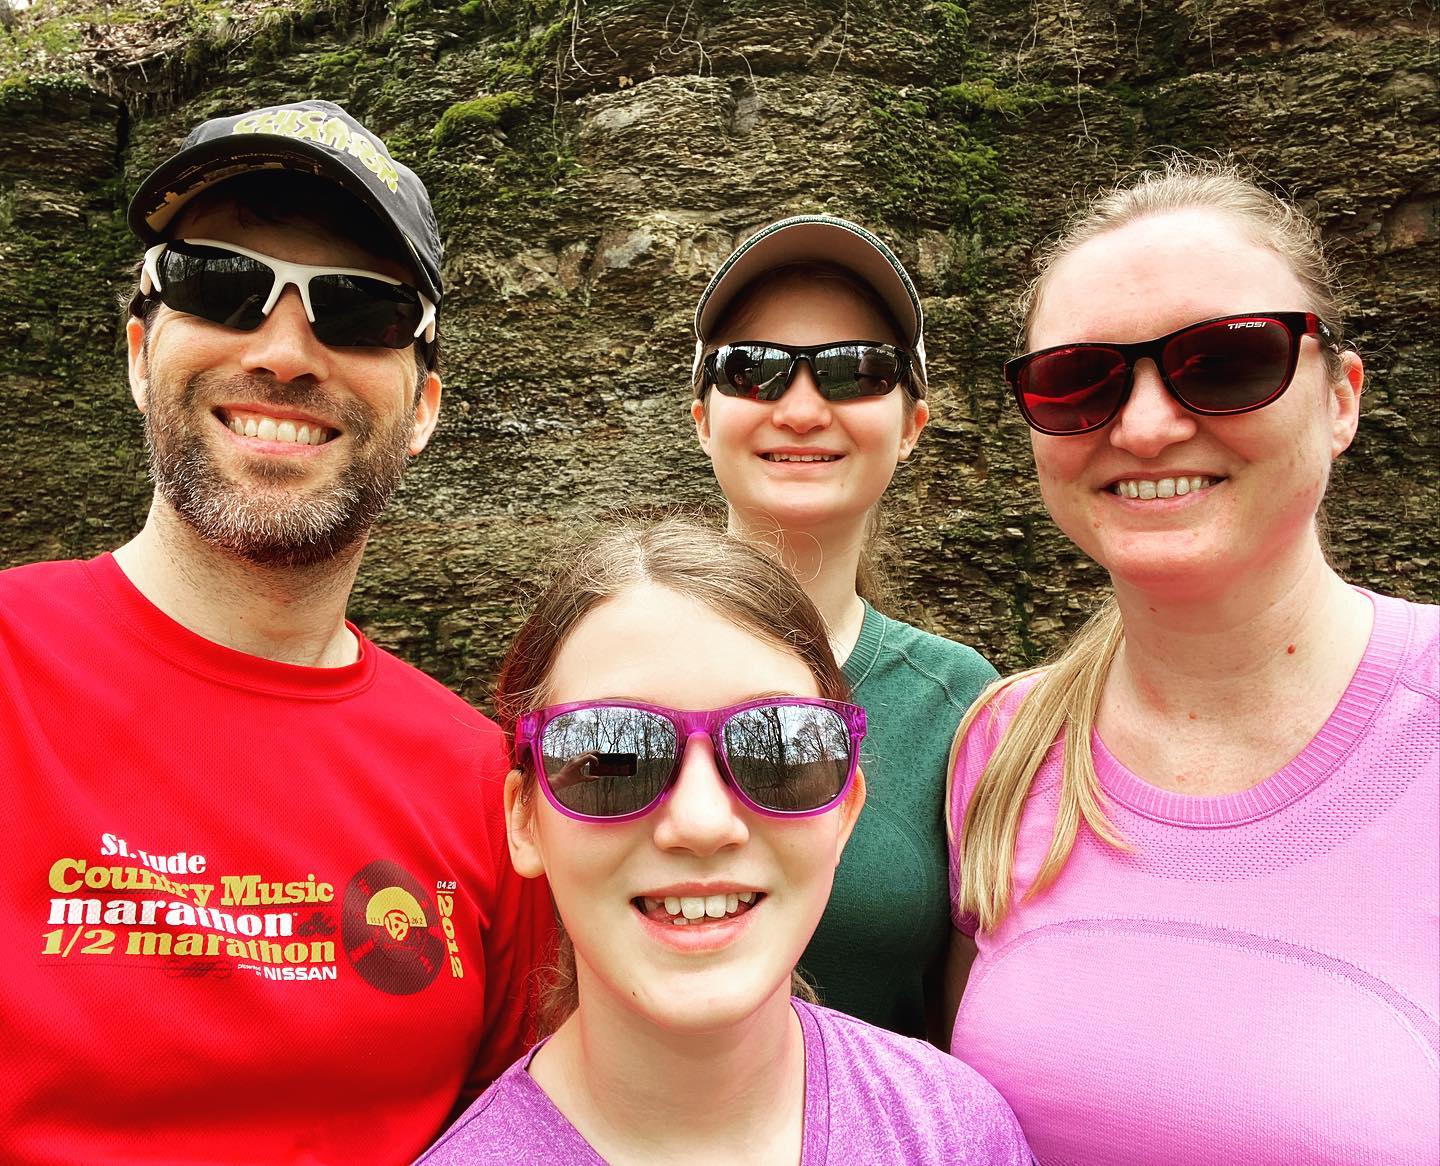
798 602 997 1038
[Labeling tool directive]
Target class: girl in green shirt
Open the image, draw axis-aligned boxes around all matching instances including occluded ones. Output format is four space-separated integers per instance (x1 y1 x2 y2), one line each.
689 215 997 1041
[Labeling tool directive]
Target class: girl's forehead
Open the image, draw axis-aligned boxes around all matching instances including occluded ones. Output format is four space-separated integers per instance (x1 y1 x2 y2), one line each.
546 585 819 708
720 272 901 345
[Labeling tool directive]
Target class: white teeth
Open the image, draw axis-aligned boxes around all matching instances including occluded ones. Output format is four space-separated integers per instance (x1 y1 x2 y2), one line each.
228 413 332 445
656 892 756 922
1114 476 1214 500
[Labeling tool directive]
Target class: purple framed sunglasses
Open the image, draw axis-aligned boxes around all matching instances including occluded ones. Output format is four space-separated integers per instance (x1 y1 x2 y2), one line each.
515 697 866 823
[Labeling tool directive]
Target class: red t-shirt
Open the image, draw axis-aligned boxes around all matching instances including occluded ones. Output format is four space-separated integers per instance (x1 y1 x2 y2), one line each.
0 554 551 1165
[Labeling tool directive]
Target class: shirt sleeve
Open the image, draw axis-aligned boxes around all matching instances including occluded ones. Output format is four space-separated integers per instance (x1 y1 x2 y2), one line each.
457 739 556 1104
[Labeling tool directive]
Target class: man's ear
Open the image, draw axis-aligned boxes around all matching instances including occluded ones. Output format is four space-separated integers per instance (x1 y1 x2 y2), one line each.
504 769 546 879
408 371 443 456
833 768 867 865
126 317 150 413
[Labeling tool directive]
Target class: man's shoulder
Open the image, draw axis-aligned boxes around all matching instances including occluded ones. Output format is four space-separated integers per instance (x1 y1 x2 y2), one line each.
0 556 90 595
365 637 503 735
0 557 97 624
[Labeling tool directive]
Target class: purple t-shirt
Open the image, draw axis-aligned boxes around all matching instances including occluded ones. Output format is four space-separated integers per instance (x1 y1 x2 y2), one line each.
417 999 1032 1164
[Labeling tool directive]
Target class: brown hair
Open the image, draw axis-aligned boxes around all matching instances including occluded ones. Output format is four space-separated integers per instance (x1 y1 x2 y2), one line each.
494 514 848 1030
954 156 1354 933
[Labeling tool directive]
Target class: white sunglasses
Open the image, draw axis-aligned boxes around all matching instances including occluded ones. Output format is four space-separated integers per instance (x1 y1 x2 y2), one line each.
141 238 437 348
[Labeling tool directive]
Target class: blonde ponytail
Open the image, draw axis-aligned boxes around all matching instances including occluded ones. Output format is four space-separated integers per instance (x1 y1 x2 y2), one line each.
951 599 1128 933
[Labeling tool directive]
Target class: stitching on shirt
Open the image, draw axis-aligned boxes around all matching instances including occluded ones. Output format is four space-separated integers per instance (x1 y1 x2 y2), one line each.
887 641 990 712
969 916 1440 1069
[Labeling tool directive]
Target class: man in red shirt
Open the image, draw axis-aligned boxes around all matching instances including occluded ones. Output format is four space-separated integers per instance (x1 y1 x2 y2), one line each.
0 100 549 1164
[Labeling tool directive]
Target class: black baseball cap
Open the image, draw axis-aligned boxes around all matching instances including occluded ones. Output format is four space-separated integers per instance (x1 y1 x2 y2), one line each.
127 99 442 304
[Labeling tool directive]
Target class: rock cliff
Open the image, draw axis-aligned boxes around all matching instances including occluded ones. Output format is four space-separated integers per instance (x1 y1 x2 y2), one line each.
1 0 1434 703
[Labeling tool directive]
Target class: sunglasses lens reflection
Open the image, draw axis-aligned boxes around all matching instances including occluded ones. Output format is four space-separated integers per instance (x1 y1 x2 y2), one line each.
1015 315 1302 434
158 243 271 331
540 707 675 818
714 344 902 402
1017 346 1129 434
536 703 854 820
309 274 424 348
1163 318 1293 411
722 704 852 812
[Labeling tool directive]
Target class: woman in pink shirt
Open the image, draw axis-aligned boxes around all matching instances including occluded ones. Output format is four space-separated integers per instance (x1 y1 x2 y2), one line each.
946 159 1438 1165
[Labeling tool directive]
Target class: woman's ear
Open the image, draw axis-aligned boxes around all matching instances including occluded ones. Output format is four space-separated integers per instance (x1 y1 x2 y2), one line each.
1330 350 1364 460
833 768 867 865
899 398 929 461
504 769 546 879
691 396 712 455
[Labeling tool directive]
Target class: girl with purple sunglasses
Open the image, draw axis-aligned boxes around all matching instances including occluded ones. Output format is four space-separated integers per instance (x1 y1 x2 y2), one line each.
417 518 1030 1165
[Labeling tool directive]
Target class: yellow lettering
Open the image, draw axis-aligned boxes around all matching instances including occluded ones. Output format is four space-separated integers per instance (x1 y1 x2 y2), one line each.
321 116 350 152
125 930 173 957
49 857 84 893
232 115 262 135
293 109 326 142
174 933 205 956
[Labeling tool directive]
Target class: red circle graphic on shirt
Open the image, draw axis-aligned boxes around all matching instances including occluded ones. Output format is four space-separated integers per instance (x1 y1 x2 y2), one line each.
341 860 445 995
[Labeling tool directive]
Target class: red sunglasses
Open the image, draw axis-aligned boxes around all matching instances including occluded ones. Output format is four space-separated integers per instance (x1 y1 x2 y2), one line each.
1005 311 1337 436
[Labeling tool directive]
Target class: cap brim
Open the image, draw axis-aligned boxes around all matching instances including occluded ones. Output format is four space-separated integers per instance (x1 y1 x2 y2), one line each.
127 136 439 302
694 216 923 349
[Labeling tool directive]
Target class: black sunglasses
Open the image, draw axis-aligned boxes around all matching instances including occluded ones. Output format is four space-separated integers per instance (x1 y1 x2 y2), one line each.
1005 311 1336 436
139 239 437 353
703 341 910 402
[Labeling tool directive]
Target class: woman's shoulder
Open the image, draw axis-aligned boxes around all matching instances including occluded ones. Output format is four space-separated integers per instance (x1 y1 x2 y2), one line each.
797 1001 1031 1162
1363 588 1439 696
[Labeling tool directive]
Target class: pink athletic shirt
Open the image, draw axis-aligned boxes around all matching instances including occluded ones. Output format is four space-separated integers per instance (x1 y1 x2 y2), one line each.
948 590 1438 1166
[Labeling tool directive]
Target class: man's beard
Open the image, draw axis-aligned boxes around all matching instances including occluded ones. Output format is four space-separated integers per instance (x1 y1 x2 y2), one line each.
144 369 414 569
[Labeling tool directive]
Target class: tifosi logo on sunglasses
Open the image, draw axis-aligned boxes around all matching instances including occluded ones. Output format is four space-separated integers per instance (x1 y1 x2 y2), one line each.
230 109 401 194
1227 321 1268 329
